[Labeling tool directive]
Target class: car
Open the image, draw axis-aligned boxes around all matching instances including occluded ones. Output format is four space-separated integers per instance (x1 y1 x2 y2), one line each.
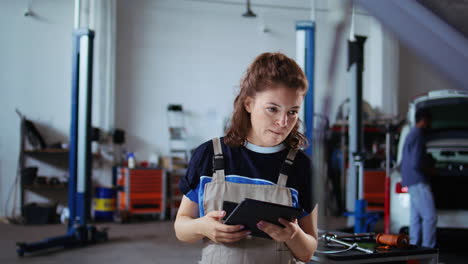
390 89 468 234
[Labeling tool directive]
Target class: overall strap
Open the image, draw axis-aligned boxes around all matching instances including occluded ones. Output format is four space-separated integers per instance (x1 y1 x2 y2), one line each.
277 148 298 187
212 137 225 182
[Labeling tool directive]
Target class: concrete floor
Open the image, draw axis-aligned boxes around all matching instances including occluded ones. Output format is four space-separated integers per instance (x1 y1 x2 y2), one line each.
1 217 467 263
1 220 202 263
1 216 349 263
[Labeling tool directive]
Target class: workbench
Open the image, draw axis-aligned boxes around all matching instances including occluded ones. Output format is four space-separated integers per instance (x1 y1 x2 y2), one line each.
311 244 438 263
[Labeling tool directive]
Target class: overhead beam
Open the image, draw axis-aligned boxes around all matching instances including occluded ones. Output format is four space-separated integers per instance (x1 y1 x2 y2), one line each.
355 0 468 90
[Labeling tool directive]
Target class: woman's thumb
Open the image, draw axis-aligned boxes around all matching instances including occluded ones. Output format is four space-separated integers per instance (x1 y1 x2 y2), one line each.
207 210 226 220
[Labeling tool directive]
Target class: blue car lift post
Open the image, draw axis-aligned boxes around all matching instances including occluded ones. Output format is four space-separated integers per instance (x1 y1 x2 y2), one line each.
16 28 108 256
344 34 381 233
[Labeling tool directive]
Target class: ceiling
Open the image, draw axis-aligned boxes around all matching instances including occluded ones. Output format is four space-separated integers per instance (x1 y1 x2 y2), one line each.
418 0 468 39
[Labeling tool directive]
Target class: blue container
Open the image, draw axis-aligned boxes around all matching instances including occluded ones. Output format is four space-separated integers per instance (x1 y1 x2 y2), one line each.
93 187 116 221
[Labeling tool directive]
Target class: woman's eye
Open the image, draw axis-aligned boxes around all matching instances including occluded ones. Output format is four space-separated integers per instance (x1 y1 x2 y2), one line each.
267 107 278 113
288 110 298 116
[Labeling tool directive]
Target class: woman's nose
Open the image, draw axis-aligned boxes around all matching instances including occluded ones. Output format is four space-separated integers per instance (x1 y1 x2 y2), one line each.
276 114 288 127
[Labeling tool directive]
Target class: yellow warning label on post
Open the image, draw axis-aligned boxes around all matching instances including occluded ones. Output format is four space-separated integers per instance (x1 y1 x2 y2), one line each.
94 198 116 211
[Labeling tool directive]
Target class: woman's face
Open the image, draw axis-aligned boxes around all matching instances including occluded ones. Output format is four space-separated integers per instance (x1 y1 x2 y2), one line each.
244 85 304 147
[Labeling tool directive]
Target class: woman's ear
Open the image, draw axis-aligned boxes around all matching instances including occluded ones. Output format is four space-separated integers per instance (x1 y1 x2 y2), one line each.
244 97 253 113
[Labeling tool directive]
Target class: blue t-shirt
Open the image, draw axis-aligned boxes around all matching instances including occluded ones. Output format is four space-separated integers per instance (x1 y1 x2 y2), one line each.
179 138 314 218
401 127 428 187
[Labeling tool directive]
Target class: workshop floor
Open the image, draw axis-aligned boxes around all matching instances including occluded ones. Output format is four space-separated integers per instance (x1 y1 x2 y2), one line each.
0 220 202 264
0 217 466 263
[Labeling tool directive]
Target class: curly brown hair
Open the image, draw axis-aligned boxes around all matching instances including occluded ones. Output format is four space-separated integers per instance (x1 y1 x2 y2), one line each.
224 52 309 149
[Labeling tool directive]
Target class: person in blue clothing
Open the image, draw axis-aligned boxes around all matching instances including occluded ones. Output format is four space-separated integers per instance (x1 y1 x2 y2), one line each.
401 108 437 248
173 52 318 264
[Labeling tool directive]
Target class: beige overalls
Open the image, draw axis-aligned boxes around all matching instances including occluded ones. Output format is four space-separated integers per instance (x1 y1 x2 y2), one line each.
199 138 304 264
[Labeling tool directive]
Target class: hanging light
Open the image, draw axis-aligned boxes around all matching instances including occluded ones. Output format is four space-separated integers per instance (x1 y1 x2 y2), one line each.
242 0 256 18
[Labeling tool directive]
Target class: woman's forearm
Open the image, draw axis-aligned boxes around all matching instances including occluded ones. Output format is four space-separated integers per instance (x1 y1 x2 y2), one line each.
285 228 318 262
287 206 318 262
174 197 208 243
174 215 206 243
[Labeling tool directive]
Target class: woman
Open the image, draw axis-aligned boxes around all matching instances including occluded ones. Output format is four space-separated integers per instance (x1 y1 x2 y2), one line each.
174 52 318 263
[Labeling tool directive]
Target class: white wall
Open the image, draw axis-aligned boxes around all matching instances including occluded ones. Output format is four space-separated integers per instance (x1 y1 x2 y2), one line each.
398 43 459 115
0 0 312 217
313 0 400 123
0 0 74 218
115 0 312 161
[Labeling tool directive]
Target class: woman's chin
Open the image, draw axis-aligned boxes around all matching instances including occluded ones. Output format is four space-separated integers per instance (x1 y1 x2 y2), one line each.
265 135 284 146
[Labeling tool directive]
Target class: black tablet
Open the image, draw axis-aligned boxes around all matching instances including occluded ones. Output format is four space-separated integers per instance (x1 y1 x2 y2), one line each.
223 198 303 239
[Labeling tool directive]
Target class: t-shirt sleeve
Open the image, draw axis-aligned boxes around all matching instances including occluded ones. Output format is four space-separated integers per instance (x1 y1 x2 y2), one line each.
178 140 213 203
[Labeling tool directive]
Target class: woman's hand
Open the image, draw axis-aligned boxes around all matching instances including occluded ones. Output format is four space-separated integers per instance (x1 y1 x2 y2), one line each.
201 210 251 243
256 218 299 242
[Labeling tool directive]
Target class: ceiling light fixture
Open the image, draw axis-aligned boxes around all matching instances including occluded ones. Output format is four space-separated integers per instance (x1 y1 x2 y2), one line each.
242 0 257 18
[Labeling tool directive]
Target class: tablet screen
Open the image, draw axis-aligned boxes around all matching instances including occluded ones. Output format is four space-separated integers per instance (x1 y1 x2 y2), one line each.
223 198 302 239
